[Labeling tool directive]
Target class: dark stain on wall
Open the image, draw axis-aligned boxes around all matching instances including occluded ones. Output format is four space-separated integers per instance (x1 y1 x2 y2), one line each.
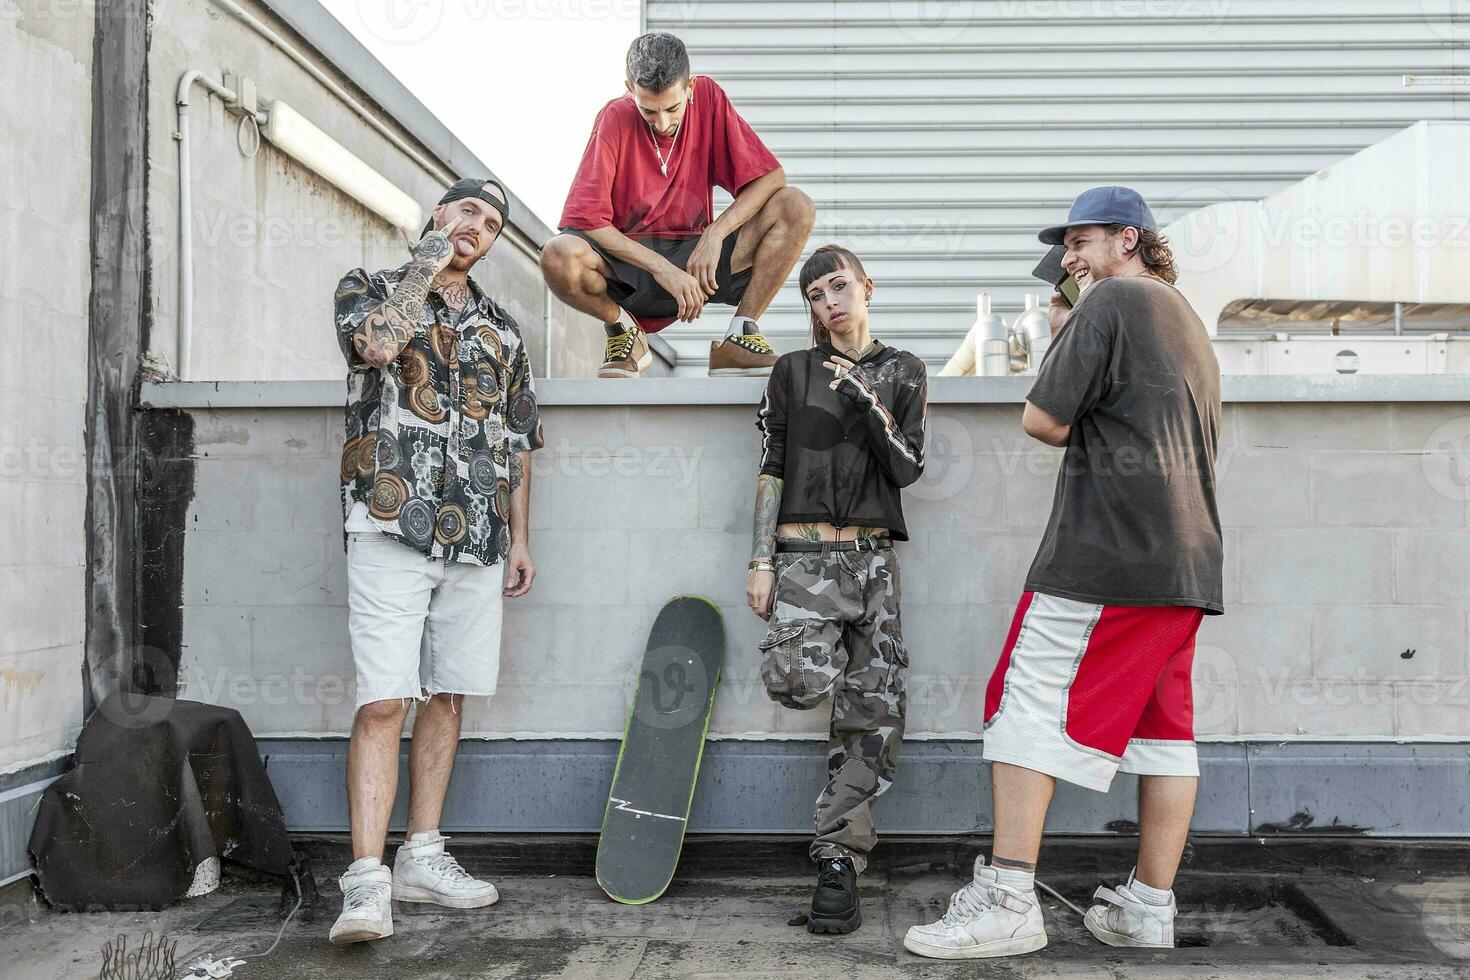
133 410 197 695
84 0 152 712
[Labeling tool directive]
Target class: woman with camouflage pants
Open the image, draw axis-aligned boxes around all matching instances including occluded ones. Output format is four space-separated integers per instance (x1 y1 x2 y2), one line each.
746 244 929 935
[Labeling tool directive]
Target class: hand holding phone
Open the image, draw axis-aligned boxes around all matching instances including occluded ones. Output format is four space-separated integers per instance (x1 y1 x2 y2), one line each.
1033 244 1080 309
1048 292 1070 337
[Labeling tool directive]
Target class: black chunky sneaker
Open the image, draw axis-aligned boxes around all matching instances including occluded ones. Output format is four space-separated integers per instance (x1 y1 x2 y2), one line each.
807 856 862 934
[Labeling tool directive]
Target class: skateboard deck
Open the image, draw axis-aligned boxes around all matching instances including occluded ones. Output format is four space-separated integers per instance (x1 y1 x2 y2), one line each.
596 595 725 904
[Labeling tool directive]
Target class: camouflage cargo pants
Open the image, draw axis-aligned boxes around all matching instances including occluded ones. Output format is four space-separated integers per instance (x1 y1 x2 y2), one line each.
758 545 907 873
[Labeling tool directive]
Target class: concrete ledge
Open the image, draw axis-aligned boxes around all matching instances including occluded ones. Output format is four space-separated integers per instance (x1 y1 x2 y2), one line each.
257 738 1469 837
140 373 1470 410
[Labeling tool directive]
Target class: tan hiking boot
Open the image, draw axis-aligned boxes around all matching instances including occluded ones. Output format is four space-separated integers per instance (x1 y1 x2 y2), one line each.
598 323 651 378
708 331 777 376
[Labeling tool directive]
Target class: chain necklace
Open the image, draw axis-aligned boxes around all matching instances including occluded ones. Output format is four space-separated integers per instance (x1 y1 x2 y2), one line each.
645 119 682 177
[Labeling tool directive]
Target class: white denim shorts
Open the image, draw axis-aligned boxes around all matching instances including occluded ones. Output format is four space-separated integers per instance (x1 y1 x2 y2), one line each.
346 531 505 712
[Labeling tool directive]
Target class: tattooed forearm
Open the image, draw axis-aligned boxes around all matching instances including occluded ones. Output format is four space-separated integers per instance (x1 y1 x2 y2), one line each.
751 474 783 562
508 451 531 546
508 450 524 492
354 261 436 367
353 219 455 369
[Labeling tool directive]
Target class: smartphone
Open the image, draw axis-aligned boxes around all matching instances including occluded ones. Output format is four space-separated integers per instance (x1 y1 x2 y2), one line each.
1057 274 1080 308
1031 245 1079 307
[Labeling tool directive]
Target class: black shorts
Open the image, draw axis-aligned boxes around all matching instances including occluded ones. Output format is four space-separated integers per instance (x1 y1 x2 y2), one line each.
561 229 752 324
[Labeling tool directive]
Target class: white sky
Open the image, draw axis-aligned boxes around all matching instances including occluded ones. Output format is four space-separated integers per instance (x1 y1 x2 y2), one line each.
319 0 643 229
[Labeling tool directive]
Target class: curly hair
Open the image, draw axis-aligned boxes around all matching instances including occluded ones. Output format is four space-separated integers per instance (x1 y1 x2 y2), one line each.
1104 224 1179 284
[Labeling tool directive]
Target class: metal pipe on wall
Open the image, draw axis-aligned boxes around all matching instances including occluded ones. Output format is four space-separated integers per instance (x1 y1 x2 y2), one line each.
175 69 238 380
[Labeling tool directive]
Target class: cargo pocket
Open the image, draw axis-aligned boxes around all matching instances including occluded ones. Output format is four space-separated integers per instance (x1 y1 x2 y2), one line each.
885 635 910 700
759 622 811 710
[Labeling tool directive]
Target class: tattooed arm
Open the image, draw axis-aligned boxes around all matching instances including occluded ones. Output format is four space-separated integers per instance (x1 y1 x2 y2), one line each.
752 473 783 562
350 216 464 369
504 451 535 598
749 360 790 619
747 474 782 620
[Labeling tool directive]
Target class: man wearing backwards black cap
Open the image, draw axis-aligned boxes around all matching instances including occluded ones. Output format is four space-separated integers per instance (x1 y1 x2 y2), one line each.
907 186 1223 959
328 179 544 945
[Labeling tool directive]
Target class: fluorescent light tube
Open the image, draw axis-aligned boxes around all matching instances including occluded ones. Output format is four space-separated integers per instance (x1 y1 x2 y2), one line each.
262 99 424 232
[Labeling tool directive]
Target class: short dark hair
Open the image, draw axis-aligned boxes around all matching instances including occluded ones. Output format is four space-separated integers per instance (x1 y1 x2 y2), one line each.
626 32 689 93
799 245 869 347
1104 224 1179 284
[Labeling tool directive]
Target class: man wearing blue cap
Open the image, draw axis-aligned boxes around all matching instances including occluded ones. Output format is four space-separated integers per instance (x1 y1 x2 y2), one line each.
907 187 1223 959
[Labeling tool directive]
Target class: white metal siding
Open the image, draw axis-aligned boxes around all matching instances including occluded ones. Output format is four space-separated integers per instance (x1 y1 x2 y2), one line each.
645 0 1466 366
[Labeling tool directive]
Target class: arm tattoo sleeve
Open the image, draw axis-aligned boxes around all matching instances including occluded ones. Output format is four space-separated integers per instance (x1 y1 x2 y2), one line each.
354 260 436 367
751 473 783 562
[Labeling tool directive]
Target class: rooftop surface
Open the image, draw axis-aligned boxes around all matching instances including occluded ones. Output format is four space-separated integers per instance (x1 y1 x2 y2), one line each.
6 837 1467 978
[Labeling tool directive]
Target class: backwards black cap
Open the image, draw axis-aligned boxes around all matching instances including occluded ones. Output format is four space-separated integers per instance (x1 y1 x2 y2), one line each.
420 178 509 237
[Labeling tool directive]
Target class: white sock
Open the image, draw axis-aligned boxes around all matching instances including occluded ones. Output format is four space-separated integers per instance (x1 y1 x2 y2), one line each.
1130 876 1173 907
726 315 758 338
993 865 1035 894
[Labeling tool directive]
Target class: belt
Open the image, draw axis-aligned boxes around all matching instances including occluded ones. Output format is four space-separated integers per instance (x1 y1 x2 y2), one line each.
775 535 893 554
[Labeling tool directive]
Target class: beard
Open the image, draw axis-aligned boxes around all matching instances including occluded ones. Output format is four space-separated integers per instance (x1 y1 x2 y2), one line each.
446 242 493 273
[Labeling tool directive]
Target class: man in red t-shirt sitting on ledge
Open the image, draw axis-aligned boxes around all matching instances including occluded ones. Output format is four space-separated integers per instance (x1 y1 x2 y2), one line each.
541 32 815 378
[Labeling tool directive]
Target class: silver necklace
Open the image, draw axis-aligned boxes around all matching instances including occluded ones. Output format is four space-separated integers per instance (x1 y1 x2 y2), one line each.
645 120 681 177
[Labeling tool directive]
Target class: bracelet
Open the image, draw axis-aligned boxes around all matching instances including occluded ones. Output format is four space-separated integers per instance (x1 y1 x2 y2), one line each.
748 559 775 572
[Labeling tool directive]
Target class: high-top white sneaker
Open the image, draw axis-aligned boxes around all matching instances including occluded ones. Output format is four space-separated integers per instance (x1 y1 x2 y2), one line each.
903 856 1048 959
329 858 393 944
391 830 499 909
1083 868 1176 948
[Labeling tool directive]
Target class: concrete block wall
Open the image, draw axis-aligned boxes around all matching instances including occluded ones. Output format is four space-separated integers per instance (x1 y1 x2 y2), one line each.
171 382 1470 743
0 2 94 776
1208 402 1470 739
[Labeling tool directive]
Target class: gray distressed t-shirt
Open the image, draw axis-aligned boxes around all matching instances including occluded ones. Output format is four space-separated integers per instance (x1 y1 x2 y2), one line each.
1023 275 1223 614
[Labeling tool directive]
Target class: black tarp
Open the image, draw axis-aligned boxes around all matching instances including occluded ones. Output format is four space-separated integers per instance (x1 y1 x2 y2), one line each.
29 694 293 911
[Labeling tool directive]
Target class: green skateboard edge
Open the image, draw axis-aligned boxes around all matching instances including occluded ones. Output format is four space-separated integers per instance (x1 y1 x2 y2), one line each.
596 595 723 905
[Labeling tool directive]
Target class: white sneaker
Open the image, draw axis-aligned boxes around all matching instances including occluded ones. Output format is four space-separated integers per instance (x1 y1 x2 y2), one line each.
1083 868 1175 948
329 858 393 944
391 830 499 909
903 856 1048 959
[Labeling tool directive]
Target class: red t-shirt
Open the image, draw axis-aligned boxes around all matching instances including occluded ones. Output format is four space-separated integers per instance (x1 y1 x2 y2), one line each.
559 77 780 240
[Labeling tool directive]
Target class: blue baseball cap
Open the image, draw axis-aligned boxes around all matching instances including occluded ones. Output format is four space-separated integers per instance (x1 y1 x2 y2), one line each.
1039 186 1156 245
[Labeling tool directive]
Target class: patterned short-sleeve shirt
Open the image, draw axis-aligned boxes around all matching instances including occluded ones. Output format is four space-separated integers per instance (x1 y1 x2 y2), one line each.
334 263 544 566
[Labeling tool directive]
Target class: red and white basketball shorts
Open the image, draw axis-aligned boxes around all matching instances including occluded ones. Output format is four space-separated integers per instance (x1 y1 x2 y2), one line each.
982 591 1205 792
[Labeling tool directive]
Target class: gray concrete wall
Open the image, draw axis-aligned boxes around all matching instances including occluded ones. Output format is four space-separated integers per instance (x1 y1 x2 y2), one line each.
146 0 592 382
163 378 1470 743
0 1 94 774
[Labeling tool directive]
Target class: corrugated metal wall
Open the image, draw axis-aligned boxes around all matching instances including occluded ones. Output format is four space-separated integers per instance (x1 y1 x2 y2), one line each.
645 0 1466 368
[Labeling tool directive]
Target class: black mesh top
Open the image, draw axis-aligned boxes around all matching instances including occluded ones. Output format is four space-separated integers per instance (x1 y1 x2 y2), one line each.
755 340 928 539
